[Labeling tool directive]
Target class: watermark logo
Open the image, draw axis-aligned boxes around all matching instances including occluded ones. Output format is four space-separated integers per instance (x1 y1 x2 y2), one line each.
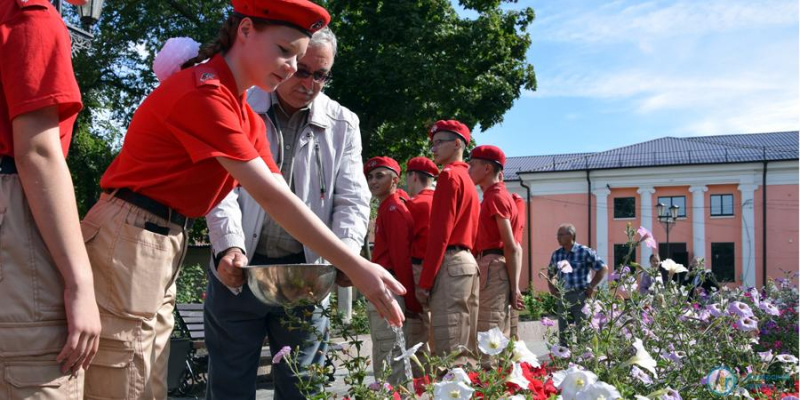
706 366 737 396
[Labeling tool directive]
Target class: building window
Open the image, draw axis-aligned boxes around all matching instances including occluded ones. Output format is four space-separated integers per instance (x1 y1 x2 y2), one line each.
711 242 735 282
613 244 636 268
613 197 636 219
657 196 687 217
710 194 734 216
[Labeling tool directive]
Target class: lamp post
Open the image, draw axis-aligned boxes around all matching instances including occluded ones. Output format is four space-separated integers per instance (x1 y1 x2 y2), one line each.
657 202 680 259
52 0 105 55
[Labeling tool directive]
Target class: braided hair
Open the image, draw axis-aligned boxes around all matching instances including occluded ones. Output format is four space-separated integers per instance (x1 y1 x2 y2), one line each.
181 15 269 69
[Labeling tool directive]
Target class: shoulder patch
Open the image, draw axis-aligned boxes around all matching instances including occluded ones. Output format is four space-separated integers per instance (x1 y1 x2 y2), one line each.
195 68 220 88
16 0 49 9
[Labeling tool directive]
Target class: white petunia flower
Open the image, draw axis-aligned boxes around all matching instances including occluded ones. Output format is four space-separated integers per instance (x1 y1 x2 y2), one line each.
558 260 573 273
575 381 622 400
552 366 599 400
477 327 510 356
776 354 799 364
433 380 474 400
511 340 540 367
627 338 658 378
442 367 471 385
506 362 530 389
660 259 688 275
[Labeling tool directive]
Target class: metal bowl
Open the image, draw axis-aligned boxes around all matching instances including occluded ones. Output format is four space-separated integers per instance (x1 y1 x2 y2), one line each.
243 263 337 306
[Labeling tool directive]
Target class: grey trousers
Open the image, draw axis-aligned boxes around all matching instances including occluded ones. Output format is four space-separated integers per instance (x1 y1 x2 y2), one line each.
557 289 587 346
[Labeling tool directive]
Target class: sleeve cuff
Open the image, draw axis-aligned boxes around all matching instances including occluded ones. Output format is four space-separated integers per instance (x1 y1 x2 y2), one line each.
210 233 247 257
208 262 243 295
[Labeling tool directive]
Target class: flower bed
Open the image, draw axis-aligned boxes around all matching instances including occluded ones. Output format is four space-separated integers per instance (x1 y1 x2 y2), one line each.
276 225 799 399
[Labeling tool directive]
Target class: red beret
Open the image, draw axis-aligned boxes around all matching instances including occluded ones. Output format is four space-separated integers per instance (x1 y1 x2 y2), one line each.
364 156 401 176
232 0 330 37
406 157 439 177
470 145 506 169
429 120 470 144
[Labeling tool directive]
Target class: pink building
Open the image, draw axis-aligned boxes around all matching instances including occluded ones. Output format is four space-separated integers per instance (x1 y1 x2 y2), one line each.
503 132 799 292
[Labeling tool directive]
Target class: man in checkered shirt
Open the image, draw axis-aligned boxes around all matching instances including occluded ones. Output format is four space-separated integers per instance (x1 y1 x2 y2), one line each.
547 223 608 345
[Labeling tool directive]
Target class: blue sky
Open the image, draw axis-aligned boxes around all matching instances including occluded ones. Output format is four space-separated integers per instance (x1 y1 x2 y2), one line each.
453 0 800 157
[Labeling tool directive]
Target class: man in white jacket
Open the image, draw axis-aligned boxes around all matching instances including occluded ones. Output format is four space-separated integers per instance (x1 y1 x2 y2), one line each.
204 27 370 400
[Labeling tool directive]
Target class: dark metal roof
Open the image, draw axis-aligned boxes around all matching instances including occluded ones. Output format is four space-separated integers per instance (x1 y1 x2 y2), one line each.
504 131 799 180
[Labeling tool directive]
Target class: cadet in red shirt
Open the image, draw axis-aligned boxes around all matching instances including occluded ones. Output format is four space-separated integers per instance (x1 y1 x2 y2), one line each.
468 145 524 337
364 156 417 385
509 191 526 338
0 1 102 397
417 120 480 364
79 2 405 398
404 156 438 368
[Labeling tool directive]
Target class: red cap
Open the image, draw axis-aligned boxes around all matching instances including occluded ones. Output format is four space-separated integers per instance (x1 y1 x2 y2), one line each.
406 157 439 177
232 0 330 37
470 145 506 169
364 156 401 176
429 120 470 144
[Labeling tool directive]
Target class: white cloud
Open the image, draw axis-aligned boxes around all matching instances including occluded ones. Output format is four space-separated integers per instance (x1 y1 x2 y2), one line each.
537 0 797 44
681 97 799 135
521 0 799 136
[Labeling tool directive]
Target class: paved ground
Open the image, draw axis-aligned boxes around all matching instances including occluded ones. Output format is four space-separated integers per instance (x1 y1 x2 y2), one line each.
169 321 553 400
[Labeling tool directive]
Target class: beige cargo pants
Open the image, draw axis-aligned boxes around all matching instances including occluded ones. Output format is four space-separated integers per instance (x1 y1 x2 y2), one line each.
80 193 187 400
0 174 84 399
476 253 510 336
428 249 479 366
367 294 408 385
409 263 431 376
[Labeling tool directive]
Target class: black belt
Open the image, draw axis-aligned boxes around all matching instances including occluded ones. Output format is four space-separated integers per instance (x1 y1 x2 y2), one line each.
478 248 504 257
0 157 17 174
446 245 469 252
411 257 423 265
106 188 194 229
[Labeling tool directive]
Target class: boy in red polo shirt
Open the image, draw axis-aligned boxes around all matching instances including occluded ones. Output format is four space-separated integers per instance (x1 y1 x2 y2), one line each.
416 120 480 364
405 156 439 368
468 145 524 337
0 1 101 398
365 156 417 384
509 192 526 338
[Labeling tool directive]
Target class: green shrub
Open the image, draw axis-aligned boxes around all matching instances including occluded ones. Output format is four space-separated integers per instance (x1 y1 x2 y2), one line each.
523 288 558 320
176 263 207 304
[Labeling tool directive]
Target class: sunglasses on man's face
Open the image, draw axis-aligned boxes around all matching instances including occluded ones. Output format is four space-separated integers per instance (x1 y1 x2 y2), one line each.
294 68 332 83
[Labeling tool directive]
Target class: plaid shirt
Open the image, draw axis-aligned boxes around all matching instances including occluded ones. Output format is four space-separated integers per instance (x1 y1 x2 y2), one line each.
549 242 605 290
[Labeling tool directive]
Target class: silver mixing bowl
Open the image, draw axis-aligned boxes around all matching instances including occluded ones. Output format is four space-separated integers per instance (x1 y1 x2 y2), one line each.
243 263 337 306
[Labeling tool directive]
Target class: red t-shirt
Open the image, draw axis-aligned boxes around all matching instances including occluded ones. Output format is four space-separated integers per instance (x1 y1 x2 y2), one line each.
474 182 518 253
406 188 434 261
372 191 420 313
0 0 82 157
419 161 480 289
512 192 525 244
100 55 279 217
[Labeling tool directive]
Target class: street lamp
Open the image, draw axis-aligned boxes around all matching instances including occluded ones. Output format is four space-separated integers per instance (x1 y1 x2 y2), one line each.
77 0 104 26
657 202 680 259
52 0 105 55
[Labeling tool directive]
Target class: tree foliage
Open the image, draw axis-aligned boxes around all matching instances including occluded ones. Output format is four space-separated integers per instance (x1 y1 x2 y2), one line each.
321 0 536 160
63 0 536 242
